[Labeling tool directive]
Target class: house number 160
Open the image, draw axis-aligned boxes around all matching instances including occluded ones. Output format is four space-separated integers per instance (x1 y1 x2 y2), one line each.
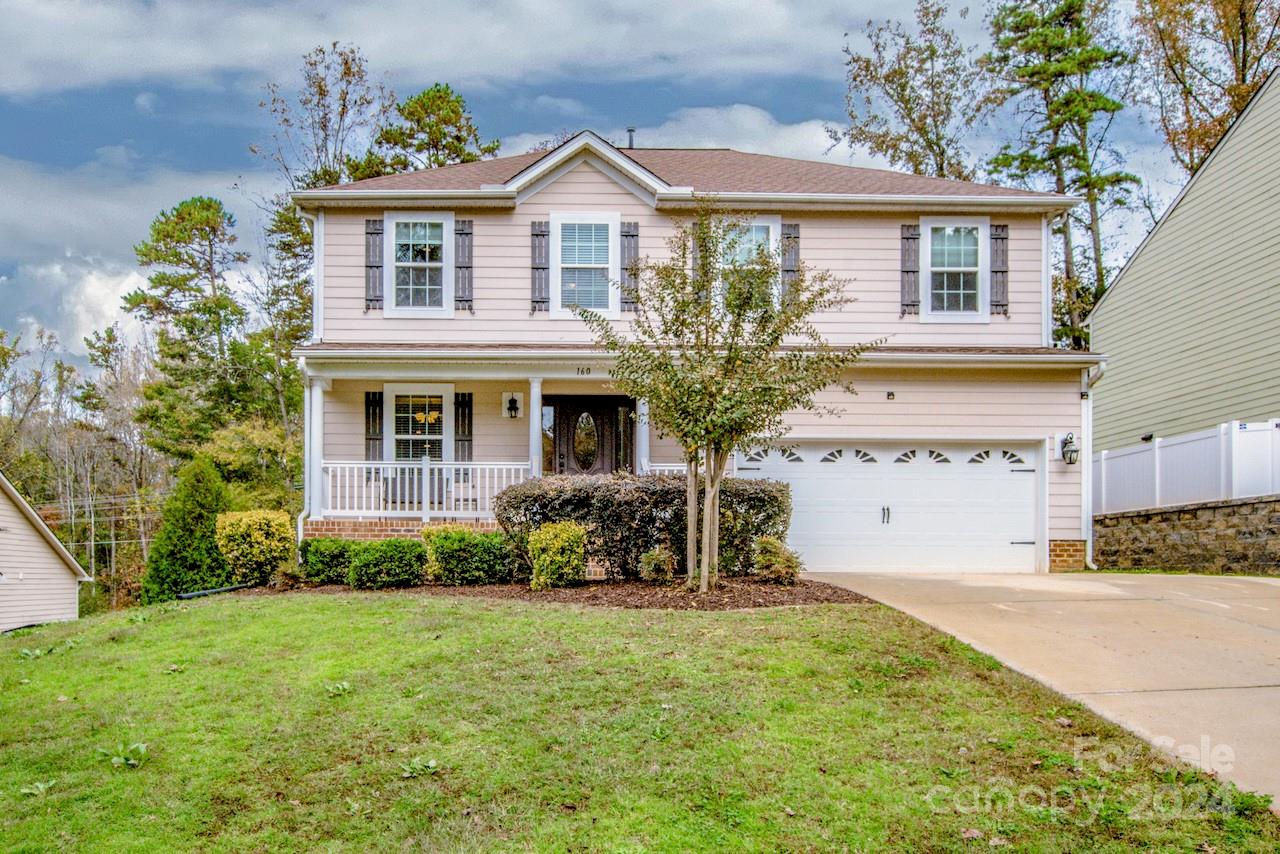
576 367 592 376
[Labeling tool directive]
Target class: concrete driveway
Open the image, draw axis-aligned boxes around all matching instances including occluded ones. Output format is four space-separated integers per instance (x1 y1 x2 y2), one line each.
808 571 1280 803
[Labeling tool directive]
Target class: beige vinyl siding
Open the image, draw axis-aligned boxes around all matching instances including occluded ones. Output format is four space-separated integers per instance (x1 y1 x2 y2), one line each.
325 380 528 462
1091 76 1280 450
323 368 1083 540
0 489 79 631
321 160 1048 347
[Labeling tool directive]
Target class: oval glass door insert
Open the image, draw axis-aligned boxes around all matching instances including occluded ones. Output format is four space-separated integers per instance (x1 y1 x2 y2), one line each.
573 412 599 470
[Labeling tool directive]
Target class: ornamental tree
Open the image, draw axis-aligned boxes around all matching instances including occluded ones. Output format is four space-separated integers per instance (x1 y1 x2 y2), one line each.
579 202 876 592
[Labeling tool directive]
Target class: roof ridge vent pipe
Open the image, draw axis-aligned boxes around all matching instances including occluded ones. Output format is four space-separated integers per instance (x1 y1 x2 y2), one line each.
626 126 636 149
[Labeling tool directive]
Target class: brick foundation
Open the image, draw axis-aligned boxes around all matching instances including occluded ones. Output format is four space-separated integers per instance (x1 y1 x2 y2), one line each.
302 518 499 541
1094 495 1280 574
1049 539 1086 572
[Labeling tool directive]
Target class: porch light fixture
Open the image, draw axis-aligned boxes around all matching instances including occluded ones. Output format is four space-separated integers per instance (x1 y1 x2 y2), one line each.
1060 432 1080 465
506 396 520 418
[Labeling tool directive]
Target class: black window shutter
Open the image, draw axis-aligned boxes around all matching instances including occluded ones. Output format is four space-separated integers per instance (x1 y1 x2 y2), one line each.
365 219 384 312
454 392 473 462
990 224 1009 316
900 224 920 317
620 221 639 311
531 221 550 312
364 391 383 460
780 223 800 301
455 219 474 313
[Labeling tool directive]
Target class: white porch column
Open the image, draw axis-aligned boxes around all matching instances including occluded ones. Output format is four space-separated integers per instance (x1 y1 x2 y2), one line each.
307 378 328 517
528 377 543 477
636 399 651 474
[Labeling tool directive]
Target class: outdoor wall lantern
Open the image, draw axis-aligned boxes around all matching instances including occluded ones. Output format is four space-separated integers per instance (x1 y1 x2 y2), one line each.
506 396 520 418
1060 432 1080 465
502 392 524 419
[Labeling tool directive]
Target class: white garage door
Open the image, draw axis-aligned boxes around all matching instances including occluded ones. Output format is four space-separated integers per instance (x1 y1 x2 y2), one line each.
740 443 1039 573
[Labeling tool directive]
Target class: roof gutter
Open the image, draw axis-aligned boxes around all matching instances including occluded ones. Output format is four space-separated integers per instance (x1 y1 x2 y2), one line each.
296 347 1105 368
656 191 1081 213
291 187 1079 213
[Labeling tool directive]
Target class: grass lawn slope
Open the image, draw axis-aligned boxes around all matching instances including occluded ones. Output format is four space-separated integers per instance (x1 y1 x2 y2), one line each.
2 592 1277 852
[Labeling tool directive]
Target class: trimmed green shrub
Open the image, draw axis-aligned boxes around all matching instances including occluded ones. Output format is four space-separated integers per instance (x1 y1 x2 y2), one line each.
299 537 355 585
141 457 233 603
638 544 676 583
426 529 513 586
347 538 428 589
494 474 790 579
753 536 801 585
215 510 295 587
528 521 587 591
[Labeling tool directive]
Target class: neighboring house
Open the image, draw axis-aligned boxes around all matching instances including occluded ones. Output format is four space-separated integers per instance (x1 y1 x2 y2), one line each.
0 470 90 632
293 131 1100 573
1089 71 1280 452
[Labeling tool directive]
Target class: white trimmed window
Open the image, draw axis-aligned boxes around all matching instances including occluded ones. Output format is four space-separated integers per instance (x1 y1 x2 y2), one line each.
383 383 454 461
920 216 989 323
550 211 621 319
383 211 455 317
720 215 782 304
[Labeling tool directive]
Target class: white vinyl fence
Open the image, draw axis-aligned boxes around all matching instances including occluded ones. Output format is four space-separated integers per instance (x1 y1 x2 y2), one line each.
1093 420 1280 514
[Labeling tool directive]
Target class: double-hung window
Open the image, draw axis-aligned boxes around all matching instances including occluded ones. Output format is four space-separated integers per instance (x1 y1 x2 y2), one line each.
383 383 454 462
383 211 455 317
550 212 620 319
719 215 782 305
920 217 989 323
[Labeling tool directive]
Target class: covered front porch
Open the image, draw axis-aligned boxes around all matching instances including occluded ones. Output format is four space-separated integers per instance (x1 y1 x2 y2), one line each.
302 359 684 525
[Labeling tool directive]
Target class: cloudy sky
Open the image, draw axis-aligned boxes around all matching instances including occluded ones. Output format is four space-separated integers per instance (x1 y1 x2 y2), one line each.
0 0 1180 360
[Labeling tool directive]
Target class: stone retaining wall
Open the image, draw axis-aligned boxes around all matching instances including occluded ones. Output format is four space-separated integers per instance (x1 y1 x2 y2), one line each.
1094 495 1280 574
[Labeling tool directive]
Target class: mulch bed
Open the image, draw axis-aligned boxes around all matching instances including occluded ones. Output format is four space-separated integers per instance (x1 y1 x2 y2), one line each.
253 578 870 611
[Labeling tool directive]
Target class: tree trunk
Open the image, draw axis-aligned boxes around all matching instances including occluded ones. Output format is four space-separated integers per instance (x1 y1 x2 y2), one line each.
1088 191 1107 301
697 446 732 593
699 444 716 593
685 453 699 587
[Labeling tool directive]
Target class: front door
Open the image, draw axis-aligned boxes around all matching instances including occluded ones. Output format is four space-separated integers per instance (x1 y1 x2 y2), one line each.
544 396 635 475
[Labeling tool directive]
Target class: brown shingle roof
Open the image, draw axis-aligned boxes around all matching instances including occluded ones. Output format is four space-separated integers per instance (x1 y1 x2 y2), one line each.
315 146 1055 199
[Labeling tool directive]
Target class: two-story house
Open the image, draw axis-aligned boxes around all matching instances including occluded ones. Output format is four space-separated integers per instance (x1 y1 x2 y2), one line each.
293 131 1100 573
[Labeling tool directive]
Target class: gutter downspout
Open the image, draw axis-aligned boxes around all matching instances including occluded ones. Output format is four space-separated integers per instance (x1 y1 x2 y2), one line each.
1082 361 1107 569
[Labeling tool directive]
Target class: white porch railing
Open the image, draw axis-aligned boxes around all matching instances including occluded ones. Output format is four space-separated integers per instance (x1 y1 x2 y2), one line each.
1093 419 1280 514
321 460 531 521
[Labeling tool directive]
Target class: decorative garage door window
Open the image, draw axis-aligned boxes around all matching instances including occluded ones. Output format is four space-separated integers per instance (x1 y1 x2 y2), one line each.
967 449 1028 465
894 449 917 463
927 449 952 463
820 448 878 463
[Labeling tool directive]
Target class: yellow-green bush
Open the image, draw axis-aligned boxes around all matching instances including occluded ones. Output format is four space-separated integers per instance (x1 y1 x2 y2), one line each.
752 536 801 585
214 510 295 587
528 521 587 591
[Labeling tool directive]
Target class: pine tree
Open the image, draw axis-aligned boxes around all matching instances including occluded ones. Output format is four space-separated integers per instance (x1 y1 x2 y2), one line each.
985 0 1138 346
346 83 499 180
140 457 232 603
126 197 250 457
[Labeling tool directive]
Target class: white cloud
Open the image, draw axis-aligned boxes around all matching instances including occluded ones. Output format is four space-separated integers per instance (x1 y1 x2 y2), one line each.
0 147 275 352
134 91 158 114
0 0 863 95
520 95 589 117
503 103 887 168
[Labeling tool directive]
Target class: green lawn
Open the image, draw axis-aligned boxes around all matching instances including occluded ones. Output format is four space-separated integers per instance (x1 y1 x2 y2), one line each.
2 592 1277 852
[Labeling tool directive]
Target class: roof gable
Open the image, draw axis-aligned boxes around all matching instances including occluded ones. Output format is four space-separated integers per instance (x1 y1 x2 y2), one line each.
0 471 90 581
